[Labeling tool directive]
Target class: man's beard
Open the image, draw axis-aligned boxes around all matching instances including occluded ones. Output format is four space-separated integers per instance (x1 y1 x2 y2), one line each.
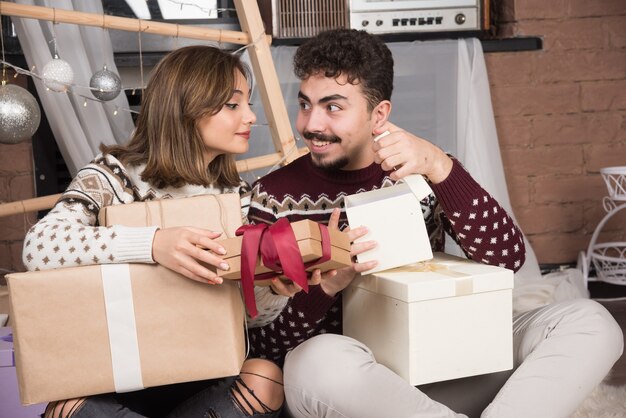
303 130 350 171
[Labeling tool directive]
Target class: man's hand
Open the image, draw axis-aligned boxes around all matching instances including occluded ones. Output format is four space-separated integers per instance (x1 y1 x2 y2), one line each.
152 227 229 284
316 208 378 297
267 276 305 298
372 122 453 184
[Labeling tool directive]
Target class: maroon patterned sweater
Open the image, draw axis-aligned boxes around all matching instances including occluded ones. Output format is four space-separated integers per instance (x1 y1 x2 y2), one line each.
247 154 525 364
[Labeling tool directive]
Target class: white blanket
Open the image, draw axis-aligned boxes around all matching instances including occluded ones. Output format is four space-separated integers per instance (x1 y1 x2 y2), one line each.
513 268 589 316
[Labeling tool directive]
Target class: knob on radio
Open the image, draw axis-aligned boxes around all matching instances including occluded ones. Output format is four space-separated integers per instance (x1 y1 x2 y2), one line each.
455 13 466 25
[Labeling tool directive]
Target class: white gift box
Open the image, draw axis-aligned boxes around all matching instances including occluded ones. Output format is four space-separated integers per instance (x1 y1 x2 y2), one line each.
344 174 434 274
343 252 513 386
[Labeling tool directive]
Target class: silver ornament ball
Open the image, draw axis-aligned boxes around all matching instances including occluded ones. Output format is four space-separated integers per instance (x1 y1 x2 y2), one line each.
0 84 41 144
90 66 122 101
42 58 74 92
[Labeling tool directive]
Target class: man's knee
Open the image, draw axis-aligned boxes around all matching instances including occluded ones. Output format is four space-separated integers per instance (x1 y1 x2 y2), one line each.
577 299 624 360
283 334 375 417
543 298 624 362
284 334 373 375
283 334 375 388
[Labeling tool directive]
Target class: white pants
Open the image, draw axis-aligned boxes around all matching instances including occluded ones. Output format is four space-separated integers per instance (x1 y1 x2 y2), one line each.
283 299 623 418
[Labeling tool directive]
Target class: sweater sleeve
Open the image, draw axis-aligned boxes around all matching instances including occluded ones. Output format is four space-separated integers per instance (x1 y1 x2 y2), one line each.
237 180 251 224
22 155 158 271
247 181 278 226
429 158 526 272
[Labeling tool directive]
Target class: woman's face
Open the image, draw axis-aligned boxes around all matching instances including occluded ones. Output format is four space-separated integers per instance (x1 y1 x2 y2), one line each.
198 70 256 163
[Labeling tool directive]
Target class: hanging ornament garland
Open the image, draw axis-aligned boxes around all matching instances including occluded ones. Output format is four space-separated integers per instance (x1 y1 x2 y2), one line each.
0 1 257 145
0 3 271 137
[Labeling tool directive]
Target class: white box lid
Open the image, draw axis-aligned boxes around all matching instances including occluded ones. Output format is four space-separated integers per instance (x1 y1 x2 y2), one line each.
350 252 514 303
345 175 434 274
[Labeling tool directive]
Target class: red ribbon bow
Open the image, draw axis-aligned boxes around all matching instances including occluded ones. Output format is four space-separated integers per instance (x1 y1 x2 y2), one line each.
235 218 332 318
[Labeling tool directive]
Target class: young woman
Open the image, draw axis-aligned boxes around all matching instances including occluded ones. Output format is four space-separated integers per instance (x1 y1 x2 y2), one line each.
23 45 284 418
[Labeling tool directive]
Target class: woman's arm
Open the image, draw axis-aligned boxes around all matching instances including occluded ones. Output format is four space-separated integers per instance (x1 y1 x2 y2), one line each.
23 156 155 271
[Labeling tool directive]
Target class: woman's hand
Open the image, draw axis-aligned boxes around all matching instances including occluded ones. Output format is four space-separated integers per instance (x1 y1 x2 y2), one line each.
152 226 231 284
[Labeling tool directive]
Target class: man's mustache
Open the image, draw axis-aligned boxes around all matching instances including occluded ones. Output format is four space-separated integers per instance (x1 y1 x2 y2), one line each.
302 131 341 143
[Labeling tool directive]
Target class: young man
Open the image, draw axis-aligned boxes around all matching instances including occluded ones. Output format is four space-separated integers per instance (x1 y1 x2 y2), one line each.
246 29 623 417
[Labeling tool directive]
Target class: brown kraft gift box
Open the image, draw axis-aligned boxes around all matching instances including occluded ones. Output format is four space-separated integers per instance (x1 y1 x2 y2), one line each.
7 264 245 405
98 193 243 238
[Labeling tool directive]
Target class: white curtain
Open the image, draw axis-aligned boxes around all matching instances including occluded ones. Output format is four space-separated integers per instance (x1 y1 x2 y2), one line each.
12 0 134 175
454 39 542 286
242 39 543 284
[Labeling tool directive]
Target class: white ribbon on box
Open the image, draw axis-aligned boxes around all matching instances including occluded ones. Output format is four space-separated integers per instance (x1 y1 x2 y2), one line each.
345 174 434 274
381 260 476 299
101 264 144 393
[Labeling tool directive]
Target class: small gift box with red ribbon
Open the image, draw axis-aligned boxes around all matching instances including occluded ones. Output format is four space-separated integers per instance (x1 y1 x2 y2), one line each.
212 219 352 318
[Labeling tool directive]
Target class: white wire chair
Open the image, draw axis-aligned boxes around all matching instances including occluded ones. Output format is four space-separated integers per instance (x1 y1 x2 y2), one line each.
578 166 626 286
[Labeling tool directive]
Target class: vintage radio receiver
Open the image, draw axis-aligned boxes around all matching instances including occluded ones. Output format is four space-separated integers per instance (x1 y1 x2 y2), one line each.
260 0 488 39
350 0 488 35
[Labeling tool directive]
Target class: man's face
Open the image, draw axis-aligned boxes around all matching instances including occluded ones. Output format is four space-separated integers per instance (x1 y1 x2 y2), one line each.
296 73 377 171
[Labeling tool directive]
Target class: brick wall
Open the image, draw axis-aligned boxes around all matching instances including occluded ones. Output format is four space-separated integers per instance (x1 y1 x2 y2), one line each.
486 0 626 264
0 73 37 277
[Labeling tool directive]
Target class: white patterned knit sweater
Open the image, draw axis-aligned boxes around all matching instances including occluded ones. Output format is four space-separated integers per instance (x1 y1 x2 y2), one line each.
22 153 287 328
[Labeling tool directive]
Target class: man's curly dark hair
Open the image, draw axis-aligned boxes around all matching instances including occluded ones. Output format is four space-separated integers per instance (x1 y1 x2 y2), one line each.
293 29 394 111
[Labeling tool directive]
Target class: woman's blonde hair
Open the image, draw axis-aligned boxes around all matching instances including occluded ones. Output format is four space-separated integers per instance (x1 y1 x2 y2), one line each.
102 45 251 189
